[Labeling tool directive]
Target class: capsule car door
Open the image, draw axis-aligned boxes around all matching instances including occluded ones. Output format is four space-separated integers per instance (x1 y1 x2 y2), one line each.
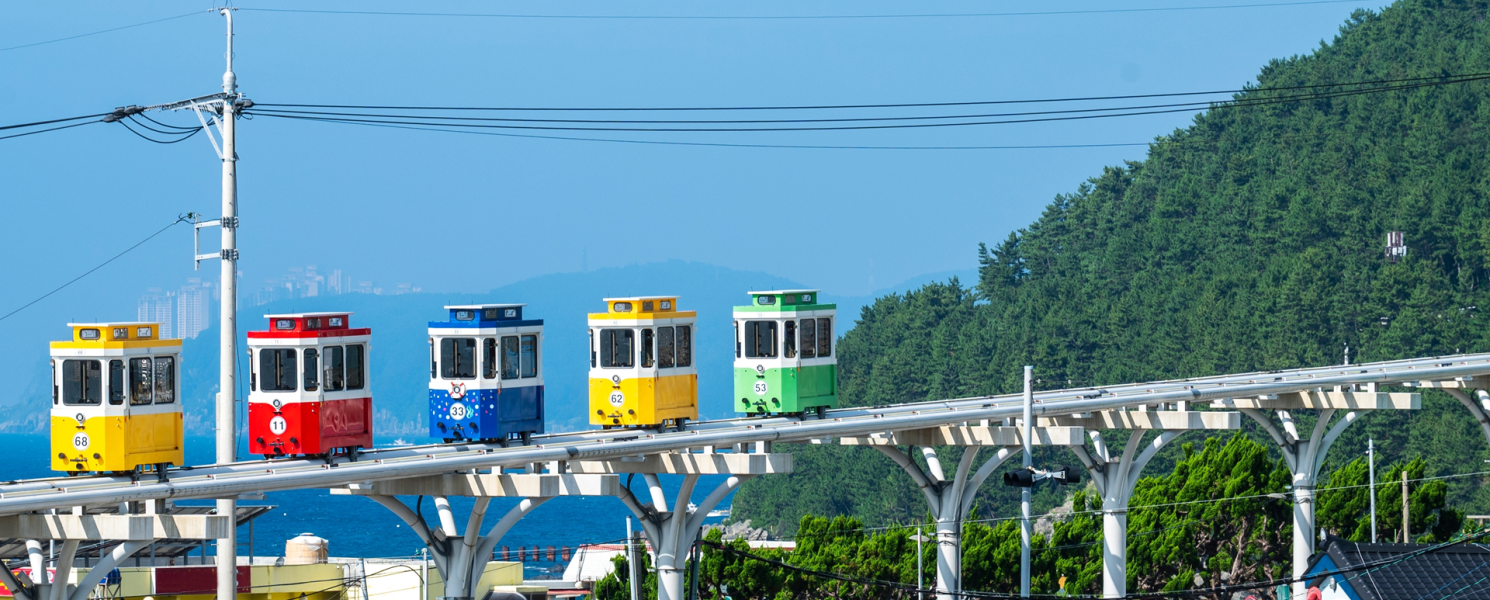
124 352 179 453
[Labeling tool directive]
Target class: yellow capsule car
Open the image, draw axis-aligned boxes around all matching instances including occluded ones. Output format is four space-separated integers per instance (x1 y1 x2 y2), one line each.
588 297 697 430
49 323 183 475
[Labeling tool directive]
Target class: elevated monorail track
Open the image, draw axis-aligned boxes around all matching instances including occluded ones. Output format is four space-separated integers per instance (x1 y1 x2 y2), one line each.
3 352 1489 515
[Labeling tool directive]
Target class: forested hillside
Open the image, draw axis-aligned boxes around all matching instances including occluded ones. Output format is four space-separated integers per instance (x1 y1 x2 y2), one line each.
732 0 1490 535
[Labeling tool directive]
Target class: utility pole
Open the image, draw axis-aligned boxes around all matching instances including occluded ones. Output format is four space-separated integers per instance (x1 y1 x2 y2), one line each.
1368 439 1376 543
911 528 929 600
1020 366 1033 598
626 517 640 600
689 532 701 600
1402 471 1410 543
215 10 240 600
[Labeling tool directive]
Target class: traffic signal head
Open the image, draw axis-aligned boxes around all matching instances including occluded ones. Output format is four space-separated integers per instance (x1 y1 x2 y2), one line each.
1003 469 1036 488
1058 465 1081 485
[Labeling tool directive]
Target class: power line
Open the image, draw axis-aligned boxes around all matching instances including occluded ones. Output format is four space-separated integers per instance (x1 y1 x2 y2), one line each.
771 467 1490 541
238 1 1367 21
118 116 203 143
0 10 207 54
240 118 1152 150
137 113 203 131
0 215 191 325
258 71 1487 112
244 74 1490 127
0 120 99 141
244 74 1490 133
0 113 108 132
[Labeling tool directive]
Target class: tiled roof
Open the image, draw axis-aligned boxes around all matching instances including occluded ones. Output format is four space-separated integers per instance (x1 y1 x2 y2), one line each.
1308 535 1490 600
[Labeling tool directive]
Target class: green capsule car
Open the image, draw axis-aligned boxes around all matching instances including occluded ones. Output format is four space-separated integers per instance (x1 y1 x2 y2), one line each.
733 290 837 417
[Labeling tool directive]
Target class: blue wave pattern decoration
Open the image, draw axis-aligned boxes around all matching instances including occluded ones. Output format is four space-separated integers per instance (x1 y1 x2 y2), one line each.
428 385 544 440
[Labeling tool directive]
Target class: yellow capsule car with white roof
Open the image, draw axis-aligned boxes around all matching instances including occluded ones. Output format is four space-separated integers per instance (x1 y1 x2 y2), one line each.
49 322 183 475
588 296 697 429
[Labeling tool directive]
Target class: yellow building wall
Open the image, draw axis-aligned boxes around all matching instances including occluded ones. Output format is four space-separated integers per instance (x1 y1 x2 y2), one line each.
73 563 344 600
59 561 523 600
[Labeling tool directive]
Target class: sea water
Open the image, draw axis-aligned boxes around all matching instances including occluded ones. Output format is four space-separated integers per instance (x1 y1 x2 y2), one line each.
1 434 733 578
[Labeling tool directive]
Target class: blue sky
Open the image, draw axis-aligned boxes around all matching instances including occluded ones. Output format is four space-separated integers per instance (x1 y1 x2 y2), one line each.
0 0 1391 404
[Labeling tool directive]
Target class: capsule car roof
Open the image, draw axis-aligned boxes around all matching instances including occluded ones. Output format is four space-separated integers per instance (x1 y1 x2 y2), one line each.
262 312 355 319
602 296 680 302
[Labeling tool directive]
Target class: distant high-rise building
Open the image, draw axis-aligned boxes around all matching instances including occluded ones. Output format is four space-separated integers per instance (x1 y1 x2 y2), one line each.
329 269 346 295
137 289 174 339
240 264 389 307
176 278 210 339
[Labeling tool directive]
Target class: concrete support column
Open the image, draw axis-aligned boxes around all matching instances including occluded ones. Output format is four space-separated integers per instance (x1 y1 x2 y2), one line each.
933 518 960 600
873 444 1017 600
1100 500 1127 598
24 541 43 584
343 472 627 600
1075 429 1181 598
0 559 31 600
66 541 149 600
1291 485 1315 597
654 474 698 600
1238 406 1359 599
367 494 553 600
1444 389 1490 448
47 540 77 600
618 474 753 600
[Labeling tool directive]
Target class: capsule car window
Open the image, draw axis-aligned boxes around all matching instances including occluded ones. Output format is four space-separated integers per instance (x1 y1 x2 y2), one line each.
346 344 366 390
325 346 345 391
800 319 817 359
676 325 693 368
62 359 101 405
658 327 675 369
130 358 153 404
441 338 477 379
303 348 320 392
501 336 520 380
260 349 297 392
108 360 125 405
153 356 176 404
483 338 498 379
745 321 778 358
600 329 634 368
520 335 538 378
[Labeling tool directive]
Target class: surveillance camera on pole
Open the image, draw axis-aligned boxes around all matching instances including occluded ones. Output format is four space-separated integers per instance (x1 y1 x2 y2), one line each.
1003 465 1082 488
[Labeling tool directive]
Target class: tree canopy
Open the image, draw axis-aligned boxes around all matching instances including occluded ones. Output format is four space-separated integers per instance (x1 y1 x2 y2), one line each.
734 0 1490 537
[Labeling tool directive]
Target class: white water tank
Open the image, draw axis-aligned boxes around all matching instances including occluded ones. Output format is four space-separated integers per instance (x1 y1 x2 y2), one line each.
285 533 329 564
